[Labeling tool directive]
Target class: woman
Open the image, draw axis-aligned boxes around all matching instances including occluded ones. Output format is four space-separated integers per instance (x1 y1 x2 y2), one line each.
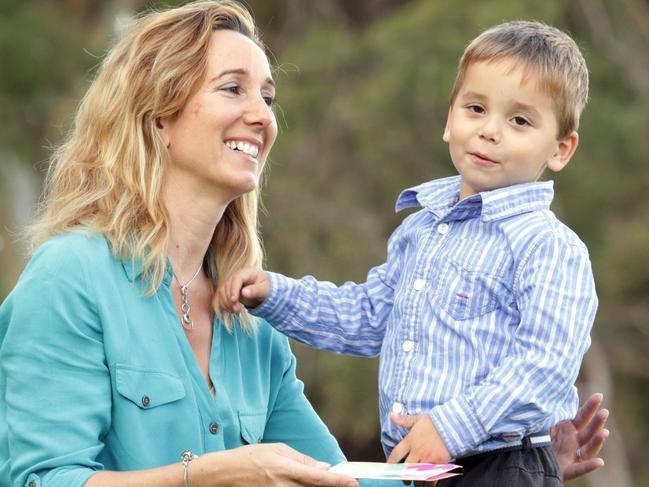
0 1 606 486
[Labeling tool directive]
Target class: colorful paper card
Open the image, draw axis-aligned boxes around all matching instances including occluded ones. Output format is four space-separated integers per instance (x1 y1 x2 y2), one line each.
329 461 461 481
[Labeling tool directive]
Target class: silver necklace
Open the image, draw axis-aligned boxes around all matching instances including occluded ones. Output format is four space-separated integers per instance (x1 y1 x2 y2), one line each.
173 262 203 330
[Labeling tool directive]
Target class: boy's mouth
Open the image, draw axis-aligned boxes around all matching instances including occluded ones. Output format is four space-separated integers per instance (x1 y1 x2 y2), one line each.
469 152 499 166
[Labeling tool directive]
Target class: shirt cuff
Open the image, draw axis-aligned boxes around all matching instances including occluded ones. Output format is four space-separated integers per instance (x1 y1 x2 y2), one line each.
247 271 296 326
428 395 490 459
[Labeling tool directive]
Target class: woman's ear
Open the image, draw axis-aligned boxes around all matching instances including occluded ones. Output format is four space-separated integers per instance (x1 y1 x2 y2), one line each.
156 117 171 148
547 131 579 173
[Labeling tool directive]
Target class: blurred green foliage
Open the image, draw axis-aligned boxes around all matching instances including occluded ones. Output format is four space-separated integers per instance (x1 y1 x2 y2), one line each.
1 0 648 484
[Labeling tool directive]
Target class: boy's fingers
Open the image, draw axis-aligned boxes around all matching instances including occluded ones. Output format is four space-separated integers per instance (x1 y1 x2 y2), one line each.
387 440 410 464
242 281 269 301
390 413 418 429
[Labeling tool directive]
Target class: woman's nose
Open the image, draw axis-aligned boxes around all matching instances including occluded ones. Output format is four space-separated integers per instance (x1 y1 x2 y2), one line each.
243 94 274 127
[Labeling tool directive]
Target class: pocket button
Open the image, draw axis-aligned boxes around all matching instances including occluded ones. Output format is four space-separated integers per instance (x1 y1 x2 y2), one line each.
141 395 150 407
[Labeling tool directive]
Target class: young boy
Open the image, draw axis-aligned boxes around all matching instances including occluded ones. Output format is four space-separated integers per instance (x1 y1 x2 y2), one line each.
220 21 597 486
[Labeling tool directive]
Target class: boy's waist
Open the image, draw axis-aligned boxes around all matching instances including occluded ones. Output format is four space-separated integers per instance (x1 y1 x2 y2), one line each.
454 430 552 460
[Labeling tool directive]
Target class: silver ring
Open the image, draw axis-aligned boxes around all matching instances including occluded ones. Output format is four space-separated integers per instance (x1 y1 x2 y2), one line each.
576 448 582 461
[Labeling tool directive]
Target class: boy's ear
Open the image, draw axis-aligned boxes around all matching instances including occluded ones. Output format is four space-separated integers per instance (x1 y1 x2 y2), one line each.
547 131 579 172
442 107 452 143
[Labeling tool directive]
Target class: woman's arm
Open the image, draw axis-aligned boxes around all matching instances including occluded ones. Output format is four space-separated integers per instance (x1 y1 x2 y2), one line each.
86 445 358 487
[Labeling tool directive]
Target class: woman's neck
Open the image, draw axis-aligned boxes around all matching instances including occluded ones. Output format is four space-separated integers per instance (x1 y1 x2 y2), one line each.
162 176 229 281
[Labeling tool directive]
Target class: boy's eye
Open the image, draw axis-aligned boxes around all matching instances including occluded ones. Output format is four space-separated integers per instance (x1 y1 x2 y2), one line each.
512 116 530 126
467 105 485 114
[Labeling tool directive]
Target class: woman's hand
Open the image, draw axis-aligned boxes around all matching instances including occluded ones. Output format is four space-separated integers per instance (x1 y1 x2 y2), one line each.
551 393 609 481
88 443 358 486
218 266 270 313
195 443 358 486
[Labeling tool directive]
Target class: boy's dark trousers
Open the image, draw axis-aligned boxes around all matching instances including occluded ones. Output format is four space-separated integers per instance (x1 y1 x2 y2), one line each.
437 435 563 487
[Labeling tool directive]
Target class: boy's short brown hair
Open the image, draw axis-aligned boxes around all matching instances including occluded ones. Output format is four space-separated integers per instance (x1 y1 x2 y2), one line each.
449 21 589 139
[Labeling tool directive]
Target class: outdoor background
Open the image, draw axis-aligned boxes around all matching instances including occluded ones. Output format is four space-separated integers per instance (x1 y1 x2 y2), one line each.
1 1 647 485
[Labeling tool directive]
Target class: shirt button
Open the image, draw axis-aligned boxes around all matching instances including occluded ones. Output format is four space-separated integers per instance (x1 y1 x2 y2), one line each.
141 395 150 407
402 340 414 352
209 422 219 434
28 482 36 487
437 223 449 235
392 402 404 414
413 279 426 291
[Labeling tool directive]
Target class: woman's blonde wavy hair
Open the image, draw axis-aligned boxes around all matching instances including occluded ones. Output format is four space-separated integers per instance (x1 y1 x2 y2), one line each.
29 0 266 331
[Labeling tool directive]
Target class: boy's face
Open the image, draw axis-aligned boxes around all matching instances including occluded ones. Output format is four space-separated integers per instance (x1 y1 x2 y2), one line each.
443 59 578 200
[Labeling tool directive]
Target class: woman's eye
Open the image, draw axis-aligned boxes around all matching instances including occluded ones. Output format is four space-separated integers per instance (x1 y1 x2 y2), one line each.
263 95 275 107
221 85 241 95
512 116 530 126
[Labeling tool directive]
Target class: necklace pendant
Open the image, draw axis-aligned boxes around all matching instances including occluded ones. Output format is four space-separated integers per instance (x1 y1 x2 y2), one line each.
172 263 203 332
181 313 193 329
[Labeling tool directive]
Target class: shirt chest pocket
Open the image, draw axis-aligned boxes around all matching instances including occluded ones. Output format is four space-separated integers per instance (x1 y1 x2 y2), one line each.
115 365 186 410
238 411 267 444
437 259 512 321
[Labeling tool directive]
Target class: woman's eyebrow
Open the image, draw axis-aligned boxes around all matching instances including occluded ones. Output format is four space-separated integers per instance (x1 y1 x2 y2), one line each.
210 69 275 87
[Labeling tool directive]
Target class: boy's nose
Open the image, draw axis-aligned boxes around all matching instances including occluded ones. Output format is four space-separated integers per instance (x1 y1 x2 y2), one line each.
478 117 501 143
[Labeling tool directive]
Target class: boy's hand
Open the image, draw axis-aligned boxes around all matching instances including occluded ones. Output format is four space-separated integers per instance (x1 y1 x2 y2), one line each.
218 266 270 313
387 413 451 464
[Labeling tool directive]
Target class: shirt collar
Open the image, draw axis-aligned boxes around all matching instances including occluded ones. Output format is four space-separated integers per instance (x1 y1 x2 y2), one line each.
396 175 555 222
121 255 173 286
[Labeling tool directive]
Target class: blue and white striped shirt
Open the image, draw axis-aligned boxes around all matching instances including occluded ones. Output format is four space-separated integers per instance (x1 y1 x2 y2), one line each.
252 176 598 459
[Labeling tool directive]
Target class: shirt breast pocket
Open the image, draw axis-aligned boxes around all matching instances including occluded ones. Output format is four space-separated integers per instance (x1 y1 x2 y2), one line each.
238 410 267 444
114 364 186 410
439 260 511 321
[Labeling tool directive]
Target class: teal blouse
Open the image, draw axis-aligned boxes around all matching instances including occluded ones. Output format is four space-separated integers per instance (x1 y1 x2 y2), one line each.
0 233 349 487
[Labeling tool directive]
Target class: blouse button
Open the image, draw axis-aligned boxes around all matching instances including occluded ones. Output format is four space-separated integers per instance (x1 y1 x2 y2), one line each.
141 395 150 407
209 422 219 434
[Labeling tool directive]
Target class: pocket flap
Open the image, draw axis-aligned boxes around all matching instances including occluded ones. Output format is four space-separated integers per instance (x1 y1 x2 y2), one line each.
238 411 267 444
115 364 185 408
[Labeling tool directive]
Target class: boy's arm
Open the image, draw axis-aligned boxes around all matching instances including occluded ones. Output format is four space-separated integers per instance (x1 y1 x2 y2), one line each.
428 234 598 458
246 224 407 357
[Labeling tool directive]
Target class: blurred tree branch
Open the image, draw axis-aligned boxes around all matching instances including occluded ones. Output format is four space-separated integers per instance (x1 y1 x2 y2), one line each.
576 0 649 97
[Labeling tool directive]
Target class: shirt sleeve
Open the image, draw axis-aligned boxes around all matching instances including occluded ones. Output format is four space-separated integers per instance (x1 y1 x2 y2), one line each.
262 333 346 464
0 242 111 487
262 333 404 487
250 224 406 357
428 234 598 458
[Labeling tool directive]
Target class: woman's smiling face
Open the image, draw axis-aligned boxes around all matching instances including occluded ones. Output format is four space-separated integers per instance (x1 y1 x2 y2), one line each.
160 29 277 202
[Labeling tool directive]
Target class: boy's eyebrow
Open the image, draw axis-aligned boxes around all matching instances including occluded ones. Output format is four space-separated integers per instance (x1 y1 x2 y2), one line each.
510 101 541 118
458 91 487 102
209 68 275 87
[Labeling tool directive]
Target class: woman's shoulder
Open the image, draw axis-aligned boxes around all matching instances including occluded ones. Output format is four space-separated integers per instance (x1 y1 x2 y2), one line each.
26 230 113 278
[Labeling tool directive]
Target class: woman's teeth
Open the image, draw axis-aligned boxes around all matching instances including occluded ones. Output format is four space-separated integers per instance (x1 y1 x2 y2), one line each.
225 140 259 158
